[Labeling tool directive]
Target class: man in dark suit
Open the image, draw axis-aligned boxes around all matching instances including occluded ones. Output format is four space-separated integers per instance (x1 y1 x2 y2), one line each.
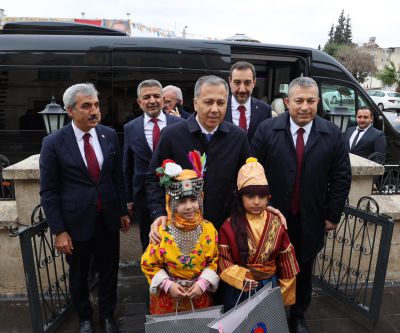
40 83 130 333
123 80 182 251
162 85 191 119
147 75 251 242
225 61 272 142
252 77 351 333
344 106 386 162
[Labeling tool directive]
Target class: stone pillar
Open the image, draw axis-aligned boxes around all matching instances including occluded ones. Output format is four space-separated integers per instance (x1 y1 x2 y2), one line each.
348 153 384 206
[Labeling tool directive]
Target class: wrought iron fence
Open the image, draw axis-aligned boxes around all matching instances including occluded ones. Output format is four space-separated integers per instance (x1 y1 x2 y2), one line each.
0 154 15 200
313 196 394 322
374 164 400 194
10 205 72 333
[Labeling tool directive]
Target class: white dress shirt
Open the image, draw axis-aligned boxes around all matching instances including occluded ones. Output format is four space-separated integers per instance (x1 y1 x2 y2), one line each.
71 121 103 169
195 115 219 135
349 124 372 148
289 117 313 148
231 96 251 130
144 111 167 151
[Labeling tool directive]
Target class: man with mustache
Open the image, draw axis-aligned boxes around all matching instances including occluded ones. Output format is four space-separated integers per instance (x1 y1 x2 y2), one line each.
225 61 272 142
40 83 130 333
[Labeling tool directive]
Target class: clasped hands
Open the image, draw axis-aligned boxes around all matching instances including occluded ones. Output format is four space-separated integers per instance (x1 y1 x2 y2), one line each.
168 282 203 300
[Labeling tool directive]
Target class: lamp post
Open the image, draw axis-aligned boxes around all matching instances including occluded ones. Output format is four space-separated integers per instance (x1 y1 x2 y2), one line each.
329 107 353 133
39 97 67 134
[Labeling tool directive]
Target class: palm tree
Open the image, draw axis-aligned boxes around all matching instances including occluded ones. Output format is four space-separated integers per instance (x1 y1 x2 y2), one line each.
376 61 400 91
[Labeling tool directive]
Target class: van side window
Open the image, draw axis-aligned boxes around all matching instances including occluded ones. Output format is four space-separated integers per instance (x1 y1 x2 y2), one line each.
321 83 356 129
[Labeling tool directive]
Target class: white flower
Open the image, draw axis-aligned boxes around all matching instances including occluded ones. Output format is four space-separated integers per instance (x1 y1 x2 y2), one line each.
164 163 182 177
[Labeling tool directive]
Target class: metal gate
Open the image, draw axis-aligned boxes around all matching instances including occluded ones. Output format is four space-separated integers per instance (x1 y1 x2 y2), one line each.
313 196 394 321
10 205 72 333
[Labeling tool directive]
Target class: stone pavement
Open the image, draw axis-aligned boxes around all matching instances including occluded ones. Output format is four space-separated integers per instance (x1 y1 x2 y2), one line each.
1 264 400 333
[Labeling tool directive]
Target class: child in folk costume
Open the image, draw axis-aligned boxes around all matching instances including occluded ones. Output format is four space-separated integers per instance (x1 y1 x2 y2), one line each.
141 151 219 315
218 157 300 311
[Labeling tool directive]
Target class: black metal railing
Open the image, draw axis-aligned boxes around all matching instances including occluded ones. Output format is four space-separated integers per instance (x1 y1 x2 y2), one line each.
374 163 400 194
0 154 15 200
10 205 72 333
313 196 394 322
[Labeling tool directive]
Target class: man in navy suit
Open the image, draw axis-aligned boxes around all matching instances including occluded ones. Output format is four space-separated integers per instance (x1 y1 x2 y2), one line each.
40 83 130 333
123 80 182 251
225 61 272 141
344 106 386 162
252 77 351 333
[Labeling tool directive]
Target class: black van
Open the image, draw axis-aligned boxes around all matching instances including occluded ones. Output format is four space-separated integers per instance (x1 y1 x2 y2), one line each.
1 21 399 163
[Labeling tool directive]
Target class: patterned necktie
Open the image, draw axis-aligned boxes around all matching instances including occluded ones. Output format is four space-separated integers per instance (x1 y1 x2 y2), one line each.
238 105 247 131
290 128 305 215
151 118 160 150
350 129 364 149
83 133 102 211
83 133 100 182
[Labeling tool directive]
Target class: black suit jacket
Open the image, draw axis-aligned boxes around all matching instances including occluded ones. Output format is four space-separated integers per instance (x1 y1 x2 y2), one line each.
146 114 251 228
225 96 272 142
40 123 127 241
252 113 351 261
344 126 386 162
123 113 182 204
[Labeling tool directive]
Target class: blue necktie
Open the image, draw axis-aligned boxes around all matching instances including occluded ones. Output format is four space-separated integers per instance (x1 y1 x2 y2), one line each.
205 133 213 142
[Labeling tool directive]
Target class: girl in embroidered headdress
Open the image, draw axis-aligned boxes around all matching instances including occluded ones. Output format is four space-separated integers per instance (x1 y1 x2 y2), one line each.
141 151 219 315
218 157 300 311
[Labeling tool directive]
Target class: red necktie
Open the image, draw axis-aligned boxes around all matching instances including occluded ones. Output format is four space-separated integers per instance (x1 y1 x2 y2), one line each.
83 133 102 211
151 118 160 151
290 128 305 215
238 105 247 131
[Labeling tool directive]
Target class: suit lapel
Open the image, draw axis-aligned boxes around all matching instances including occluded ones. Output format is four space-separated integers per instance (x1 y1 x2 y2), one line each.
304 121 320 156
62 124 92 180
95 126 109 179
248 98 259 138
225 97 233 123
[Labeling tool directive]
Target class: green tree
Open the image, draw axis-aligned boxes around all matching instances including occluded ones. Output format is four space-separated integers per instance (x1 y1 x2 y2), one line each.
376 61 400 90
323 10 352 55
333 10 346 44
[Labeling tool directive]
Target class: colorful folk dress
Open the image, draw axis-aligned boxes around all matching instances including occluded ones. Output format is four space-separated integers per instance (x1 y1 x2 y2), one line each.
141 220 219 314
218 210 299 311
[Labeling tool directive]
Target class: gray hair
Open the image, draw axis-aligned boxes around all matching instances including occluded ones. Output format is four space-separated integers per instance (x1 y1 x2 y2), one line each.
194 75 229 98
137 79 162 98
63 83 98 110
288 77 319 97
163 85 183 101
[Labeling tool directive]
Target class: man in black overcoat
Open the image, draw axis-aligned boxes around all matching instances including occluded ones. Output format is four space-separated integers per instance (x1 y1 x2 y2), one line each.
252 77 351 333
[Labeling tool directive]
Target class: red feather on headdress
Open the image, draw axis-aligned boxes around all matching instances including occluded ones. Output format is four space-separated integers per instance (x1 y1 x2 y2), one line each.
187 150 203 178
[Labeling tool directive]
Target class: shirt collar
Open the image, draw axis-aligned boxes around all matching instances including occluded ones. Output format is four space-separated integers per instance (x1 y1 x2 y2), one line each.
289 117 313 136
231 95 251 111
71 120 97 141
356 124 372 131
144 110 166 124
195 115 218 135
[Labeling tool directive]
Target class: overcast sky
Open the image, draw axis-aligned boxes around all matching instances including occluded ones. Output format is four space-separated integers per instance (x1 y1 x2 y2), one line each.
2 0 399 48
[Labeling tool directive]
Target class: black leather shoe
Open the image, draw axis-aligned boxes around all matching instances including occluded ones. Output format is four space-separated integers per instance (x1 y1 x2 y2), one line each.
100 317 120 333
289 317 310 333
79 319 94 333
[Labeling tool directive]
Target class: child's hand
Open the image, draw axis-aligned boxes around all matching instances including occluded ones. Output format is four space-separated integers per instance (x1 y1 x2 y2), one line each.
243 278 258 292
186 284 203 299
168 282 187 299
